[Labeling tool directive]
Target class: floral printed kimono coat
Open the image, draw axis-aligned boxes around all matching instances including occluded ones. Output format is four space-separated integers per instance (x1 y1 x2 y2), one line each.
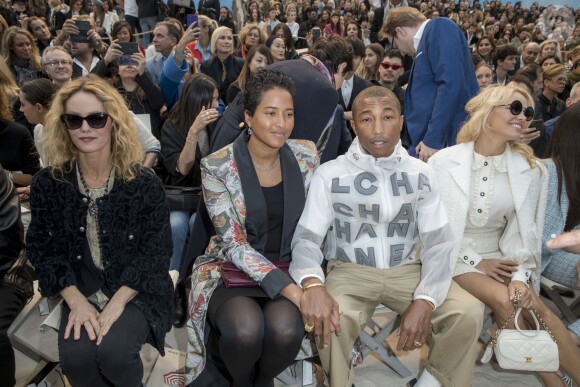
185 132 319 383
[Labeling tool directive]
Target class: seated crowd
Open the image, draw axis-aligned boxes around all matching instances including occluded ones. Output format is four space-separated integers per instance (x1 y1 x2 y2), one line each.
0 0 580 387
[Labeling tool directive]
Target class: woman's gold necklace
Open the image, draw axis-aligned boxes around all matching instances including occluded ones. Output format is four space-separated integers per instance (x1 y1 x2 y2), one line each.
252 155 280 172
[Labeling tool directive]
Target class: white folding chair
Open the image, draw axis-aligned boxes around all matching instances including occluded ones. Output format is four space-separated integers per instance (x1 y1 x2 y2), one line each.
359 306 413 378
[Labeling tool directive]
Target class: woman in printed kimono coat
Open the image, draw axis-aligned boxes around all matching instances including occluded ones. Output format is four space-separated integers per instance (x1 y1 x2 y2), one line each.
185 69 320 386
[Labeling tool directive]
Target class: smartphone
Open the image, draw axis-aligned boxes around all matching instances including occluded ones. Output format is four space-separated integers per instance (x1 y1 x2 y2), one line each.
312 27 321 41
186 14 198 28
118 55 138 66
118 42 139 56
71 20 90 43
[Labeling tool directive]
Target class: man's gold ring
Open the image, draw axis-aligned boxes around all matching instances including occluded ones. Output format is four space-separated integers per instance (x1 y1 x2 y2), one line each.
413 340 423 348
304 323 314 333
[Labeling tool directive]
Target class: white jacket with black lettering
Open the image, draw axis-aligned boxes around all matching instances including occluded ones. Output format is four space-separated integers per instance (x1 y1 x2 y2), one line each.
290 137 456 307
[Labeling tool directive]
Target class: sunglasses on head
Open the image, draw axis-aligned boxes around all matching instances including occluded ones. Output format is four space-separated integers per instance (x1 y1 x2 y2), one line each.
60 112 109 130
380 62 403 70
497 100 534 121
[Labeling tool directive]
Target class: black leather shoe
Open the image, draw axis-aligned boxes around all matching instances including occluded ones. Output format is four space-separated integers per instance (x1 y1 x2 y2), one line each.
173 281 187 328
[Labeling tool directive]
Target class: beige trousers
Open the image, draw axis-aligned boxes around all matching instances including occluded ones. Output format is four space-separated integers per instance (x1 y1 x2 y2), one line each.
317 261 485 387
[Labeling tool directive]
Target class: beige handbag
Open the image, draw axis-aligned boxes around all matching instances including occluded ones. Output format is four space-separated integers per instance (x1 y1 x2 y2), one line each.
481 289 559 372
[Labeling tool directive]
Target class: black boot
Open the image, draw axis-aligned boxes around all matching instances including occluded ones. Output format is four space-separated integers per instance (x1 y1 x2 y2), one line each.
173 281 187 327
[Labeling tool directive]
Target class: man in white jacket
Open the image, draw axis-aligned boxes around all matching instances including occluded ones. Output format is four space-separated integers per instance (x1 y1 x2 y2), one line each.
290 86 484 387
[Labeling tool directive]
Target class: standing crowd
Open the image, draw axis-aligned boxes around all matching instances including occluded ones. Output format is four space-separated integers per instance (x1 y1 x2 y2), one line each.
1 0 580 386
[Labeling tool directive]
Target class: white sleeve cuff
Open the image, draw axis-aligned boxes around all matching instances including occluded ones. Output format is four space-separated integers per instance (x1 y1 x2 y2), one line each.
414 295 438 310
297 274 325 288
458 247 483 267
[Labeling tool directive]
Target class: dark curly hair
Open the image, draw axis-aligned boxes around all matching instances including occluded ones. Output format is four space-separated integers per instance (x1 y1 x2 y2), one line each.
244 69 295 116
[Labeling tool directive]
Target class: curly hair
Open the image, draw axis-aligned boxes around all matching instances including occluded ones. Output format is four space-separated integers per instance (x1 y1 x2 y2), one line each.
457 84 538 169
244 69 295 116
43 75 144 180
238 23 267 48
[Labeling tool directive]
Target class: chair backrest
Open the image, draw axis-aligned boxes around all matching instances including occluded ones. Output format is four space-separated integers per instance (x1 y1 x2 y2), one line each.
179 198 216 281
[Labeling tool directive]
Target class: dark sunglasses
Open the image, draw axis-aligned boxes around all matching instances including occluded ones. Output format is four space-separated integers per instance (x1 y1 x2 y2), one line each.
574 61 580 69
380 62 403 70
497 100 534 121
60 112 109 130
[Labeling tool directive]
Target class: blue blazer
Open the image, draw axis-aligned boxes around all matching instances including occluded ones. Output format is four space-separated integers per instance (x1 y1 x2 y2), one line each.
404 18 478 156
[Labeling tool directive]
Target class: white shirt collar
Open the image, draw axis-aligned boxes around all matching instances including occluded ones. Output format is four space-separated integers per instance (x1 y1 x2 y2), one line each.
412 20 430 53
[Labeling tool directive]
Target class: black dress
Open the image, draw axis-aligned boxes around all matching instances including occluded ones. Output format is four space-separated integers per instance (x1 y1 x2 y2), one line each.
201 55 245 102
208 181 285 320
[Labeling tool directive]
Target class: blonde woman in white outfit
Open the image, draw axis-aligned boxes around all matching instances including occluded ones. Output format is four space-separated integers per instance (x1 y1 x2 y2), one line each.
429 84 580 386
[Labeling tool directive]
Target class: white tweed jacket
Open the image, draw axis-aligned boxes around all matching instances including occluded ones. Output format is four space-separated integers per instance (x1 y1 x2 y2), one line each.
428 142 548 292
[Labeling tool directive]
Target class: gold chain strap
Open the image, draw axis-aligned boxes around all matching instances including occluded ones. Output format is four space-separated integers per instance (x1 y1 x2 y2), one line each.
488 288 557 349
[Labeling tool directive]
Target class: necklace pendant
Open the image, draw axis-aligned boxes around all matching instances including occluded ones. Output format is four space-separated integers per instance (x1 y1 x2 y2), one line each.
88 200 98 217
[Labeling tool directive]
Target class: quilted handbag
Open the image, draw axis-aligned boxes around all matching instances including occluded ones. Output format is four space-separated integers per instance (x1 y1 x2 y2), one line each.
220 261 290 288
481 289 559 372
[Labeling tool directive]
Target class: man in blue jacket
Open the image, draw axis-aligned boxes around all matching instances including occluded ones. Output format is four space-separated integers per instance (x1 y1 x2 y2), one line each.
384 7 478 161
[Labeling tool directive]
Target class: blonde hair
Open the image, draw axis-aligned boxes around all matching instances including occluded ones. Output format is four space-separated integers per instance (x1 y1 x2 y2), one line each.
457 85 538 169
0 14 8 42
43 75 144 180
382 7 426 39
210 26 234 54
538 39 562 62
0 59 19 105
198 15 218 38
542 63 566 81
238 23 267 48
0 27 42 70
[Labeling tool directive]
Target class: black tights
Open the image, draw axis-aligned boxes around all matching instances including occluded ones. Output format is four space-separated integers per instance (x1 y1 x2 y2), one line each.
208 296 304 387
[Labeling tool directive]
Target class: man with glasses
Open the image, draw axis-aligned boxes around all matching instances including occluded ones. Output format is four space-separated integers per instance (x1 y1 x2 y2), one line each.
383 7 478 162
42 46 74 87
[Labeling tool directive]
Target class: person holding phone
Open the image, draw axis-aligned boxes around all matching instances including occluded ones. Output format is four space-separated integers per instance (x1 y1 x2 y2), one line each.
186 15 218 68
26 75 173 387
110 51 164 140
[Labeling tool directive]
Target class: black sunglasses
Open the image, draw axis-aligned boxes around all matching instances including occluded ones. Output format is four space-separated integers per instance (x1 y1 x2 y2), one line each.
60 112 109 130
497 100 534 121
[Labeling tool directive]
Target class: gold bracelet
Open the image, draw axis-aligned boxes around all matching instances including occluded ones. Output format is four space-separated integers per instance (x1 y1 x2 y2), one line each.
303 282 325 291
418 299 436 311
185 135 196 145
